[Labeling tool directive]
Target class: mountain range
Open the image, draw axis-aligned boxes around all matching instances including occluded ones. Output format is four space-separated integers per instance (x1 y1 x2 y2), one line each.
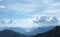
0 26 60 37
0 26 54 35
0 29 29 37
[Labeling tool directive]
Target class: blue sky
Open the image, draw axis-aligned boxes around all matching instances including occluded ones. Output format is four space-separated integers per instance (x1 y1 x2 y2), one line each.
0 0 60 32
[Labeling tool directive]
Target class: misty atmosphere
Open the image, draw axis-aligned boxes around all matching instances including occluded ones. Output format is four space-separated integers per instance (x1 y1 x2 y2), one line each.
0 0 60 37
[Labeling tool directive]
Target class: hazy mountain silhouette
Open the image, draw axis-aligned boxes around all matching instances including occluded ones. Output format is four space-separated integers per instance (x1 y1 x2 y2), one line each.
0 27 30 35
0 26 60 37
0 29 30 37
32 26 60 37
0 26 54 35
27 26 54 35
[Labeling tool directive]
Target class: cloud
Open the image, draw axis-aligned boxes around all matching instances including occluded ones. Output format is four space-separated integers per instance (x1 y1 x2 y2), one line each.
7 3 37 14
45 2 60 14
0 0 60 32
0 15 60 31
0 18 13 25
4 0 43 14
3 0 59 15
0 18 13 27
0 0 60 15
31 15 60 26
0 18 39 32
0 6 5 8
0 15 60 28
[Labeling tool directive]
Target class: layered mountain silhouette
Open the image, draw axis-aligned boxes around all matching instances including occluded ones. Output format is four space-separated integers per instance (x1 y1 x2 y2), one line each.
0 29 30 37
0 26 54 35
0 26 60 37
27 26 54 35
0 27 30 35
32 26 60 37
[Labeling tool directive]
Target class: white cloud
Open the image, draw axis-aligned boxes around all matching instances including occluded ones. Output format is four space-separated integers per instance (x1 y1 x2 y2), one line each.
11 18 40 28
4 0 60 15
31 15 60 26
7 3 37 14
0 15 60 27
0 0 60 32
0 0 59 15
44 2 60 14
0 18 13 27
0 18 39 32
0 15 60 31
5 0 43 14
0 15 60 28
0 6 5 8
1 18 13 24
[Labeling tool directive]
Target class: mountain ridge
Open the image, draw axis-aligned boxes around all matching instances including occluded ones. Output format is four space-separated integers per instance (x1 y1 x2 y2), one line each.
0 26 60 37
0 26 54 35
32 26 60 37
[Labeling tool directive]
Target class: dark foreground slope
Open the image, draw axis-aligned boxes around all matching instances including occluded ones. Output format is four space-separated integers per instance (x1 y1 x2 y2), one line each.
32 26 60 37
0 30 29 37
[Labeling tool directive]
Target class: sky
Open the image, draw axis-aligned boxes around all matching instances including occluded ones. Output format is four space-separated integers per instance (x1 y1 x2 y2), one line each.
0 0 60 32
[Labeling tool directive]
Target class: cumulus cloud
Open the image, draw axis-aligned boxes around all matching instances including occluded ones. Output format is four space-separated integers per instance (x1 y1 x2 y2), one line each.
0 15 60 28
0 18 13 27
0 18 39 32
0 18 13 25
0 15 60 31
31 15 60 26
0 0 60 32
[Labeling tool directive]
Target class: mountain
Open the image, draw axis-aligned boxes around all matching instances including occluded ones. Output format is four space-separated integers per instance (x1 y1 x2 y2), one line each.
0 26 54 35
0 27 28 34
32 26 60 37
0 27 7 31
27 26 54 35
0 29 30 37
6 27 27 34
0 26 60 37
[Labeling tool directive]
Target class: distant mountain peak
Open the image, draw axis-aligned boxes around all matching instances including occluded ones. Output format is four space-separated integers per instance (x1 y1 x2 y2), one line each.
0 29 27 37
